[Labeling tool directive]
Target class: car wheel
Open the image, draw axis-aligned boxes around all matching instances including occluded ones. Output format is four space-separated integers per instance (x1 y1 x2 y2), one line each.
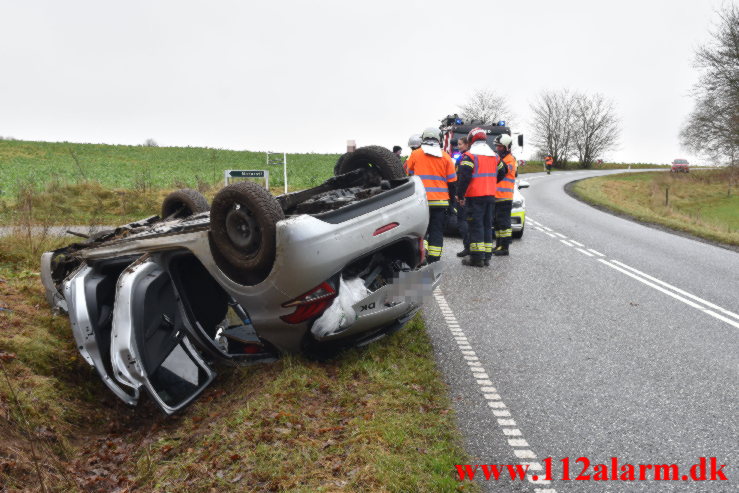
209 181 285 285
335 145 405 180
161 189 209 219
333 151 352 176
512 225 524 239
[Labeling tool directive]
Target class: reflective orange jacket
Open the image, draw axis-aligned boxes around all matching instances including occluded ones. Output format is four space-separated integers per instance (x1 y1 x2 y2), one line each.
462 152 498 197
545 156 553 166
496 153 517 201
405 148 457 204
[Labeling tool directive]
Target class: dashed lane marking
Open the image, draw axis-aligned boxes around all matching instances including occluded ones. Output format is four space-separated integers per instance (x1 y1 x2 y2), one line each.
569 239 584 247
553 232 567 239
559 239 573 247
587 248 605 257
433 288 555 490
545 232 556 238
576 248 595 257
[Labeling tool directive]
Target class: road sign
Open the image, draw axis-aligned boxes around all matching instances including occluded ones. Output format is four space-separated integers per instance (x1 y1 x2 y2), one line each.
224 169 269 189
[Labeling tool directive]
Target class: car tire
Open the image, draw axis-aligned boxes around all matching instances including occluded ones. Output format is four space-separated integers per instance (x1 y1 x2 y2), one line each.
512 225 524 239
335 145 405 180
161 189 210 219
209 181 285 285
333 151 352 176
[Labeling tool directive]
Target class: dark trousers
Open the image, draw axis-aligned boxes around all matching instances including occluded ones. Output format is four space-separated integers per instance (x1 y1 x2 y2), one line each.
426 206 447 262
457 202 469 249
494 200 513 247
466 196 495 261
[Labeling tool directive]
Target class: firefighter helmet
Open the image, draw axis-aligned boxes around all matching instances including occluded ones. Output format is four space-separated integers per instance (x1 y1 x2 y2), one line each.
468 127 487 145
421 127 440 142
408 134 422 150
494 134 513 150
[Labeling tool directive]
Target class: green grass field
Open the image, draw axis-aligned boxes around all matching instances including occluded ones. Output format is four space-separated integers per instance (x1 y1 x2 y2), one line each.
0 139 343 225
571 169 739 246
0 139 339 197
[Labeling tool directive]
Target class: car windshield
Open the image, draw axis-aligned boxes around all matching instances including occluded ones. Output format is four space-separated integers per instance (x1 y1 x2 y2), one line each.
674 159 689 164
453 131 507 150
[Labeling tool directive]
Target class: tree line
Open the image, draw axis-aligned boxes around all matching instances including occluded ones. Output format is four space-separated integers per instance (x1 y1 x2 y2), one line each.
459 88 620 169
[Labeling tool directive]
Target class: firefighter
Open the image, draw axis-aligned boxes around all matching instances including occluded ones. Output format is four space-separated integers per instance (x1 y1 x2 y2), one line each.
456 128 503 267
454 136 472 258
408 134 422 150
493 134 516 256
405 127 457 263
544 155 553 174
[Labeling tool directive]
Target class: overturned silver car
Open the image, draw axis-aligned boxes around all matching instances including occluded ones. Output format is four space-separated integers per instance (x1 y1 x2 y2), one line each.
40 146 438 414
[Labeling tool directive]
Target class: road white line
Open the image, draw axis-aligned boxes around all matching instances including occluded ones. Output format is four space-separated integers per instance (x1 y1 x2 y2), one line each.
598 260 739 330
432 288 557 492
559 239 573 247
553 232 567 239
569 239 584 247
576 248 595 257
545 232 556 238
587 248 605 257
541 226 552 232
610 260 739 322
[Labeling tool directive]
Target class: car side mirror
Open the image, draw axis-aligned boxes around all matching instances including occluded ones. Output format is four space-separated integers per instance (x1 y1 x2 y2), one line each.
518 180 530 189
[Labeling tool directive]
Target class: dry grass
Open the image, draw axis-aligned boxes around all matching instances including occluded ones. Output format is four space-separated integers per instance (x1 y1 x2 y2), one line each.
572 168 739 246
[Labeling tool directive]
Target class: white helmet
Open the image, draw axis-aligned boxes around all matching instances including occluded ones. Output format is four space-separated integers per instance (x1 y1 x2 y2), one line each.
408 134 422 149
494 134 513 150
421 127 440 142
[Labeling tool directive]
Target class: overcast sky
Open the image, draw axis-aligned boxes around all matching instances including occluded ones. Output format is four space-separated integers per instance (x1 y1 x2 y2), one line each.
0 0 734 163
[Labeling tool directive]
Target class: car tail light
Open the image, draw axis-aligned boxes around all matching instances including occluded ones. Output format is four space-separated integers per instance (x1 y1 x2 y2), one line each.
280 281 337 324
373 222 399 236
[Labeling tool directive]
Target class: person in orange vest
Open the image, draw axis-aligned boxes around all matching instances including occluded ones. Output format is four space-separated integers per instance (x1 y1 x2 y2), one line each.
456 128 505 267
544 155 553 174
405 127 457 263
493 134 517 256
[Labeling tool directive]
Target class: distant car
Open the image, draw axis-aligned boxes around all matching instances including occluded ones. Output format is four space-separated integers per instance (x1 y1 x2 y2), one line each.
40 146 439 414
445 179 529 239
671 159 690 173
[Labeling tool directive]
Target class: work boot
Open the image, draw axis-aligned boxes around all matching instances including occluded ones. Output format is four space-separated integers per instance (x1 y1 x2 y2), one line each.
456 248 470 258
462 257 485 267
484 258 491 266
493 246 509 256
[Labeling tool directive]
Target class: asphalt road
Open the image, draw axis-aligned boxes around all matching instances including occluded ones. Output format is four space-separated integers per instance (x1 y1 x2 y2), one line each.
423 169 738 492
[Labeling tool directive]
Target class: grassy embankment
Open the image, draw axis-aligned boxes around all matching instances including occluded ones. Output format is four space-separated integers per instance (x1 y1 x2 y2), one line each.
571 168 739 246
0 139 477 491
0 234 476 492
517 160 667 175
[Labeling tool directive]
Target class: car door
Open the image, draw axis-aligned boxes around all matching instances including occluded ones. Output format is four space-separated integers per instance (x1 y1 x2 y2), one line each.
109 254 216 414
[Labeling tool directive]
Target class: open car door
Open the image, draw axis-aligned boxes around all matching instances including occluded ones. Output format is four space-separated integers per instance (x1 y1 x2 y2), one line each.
109 254 216 414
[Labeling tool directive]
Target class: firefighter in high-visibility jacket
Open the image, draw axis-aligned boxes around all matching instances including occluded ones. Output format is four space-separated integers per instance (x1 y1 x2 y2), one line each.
405 127 457 263
493 134 517 256
544 155 553 174
456 128 506 267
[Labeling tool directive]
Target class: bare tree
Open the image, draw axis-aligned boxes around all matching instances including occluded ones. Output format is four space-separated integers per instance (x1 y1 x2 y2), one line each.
680 4 739 166
458 88 514 126
529 89 576 167
143 138 159 147
572 93 620 168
